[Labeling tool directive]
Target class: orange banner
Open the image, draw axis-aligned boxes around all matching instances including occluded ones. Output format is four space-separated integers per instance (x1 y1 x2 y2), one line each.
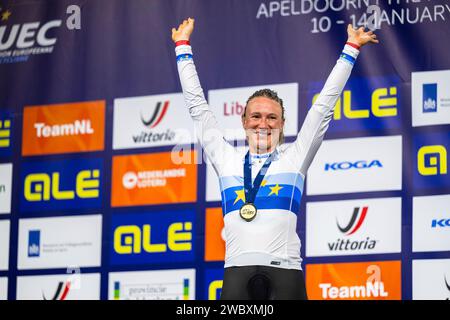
306 260 401 300
204 207 225 261
22 101 105 156
111 151 197 207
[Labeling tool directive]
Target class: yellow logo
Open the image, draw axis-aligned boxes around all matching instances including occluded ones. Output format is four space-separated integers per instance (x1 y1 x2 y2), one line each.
114 222 192 254
208 280 223 300
418 145 447 176
313 86 397 119
0 119 11 148
24 170 100 201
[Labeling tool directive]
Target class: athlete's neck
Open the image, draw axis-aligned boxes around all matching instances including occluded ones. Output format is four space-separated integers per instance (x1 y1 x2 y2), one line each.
249 144 276 155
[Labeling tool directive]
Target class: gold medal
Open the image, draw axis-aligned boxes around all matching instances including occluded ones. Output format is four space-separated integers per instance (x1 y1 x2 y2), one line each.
239 203 257 222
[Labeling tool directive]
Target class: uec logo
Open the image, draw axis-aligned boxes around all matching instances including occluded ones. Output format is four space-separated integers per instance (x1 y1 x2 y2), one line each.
325 160 383 171
114 222 192 254
24 170 100 201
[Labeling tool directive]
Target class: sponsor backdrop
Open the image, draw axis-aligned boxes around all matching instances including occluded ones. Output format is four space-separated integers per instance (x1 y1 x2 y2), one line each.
0 0 449 300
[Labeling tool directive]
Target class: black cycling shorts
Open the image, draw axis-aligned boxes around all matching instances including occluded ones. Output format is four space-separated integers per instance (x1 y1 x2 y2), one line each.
220 265 308 300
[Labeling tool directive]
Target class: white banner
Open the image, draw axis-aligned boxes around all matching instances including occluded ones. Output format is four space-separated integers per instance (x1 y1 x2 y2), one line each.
108 269 196 300
18 215 102 270
413 194 450 252
306 197 402 257
307 135 402 195
412 69 450 127
16 273 101 300
413 259 450 300
0 220 10 271
113 93 195 149
0 163 12 214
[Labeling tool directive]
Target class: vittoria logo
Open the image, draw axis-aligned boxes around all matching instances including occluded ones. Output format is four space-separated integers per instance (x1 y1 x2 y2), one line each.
141 101 169 129
337 206 368 236
445 276 450 300
328 207 378 252
43 281 71 300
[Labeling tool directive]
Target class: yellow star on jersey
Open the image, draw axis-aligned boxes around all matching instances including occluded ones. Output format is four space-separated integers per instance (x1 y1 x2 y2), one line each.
268 184 283 196
1 10 11 21
233 188 246 205
261 180 267 187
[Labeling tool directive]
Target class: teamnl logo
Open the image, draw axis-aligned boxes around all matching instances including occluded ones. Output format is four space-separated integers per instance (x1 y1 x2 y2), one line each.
329 206 378 252
28 230 40 257
133 101 176 144
0 5 81 64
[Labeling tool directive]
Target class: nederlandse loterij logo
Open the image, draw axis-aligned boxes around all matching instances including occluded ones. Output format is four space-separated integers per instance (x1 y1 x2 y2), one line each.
43 281 71 300
423 83 437 113
28 230 40 257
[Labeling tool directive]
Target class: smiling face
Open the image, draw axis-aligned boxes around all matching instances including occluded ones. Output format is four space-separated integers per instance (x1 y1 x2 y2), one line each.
242 96 285 154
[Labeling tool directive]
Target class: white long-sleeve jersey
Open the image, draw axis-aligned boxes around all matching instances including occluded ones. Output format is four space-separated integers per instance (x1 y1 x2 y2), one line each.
176 43 359 270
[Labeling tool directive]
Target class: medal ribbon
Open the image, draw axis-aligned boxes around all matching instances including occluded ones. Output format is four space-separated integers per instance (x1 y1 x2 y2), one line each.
243 150 276 204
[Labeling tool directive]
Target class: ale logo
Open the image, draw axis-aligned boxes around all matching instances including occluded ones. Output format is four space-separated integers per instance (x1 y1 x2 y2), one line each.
141 101 169 129
21 158 102 212
24 170 99 201
114 223 192 254
418 145 447 176
111 211 195 265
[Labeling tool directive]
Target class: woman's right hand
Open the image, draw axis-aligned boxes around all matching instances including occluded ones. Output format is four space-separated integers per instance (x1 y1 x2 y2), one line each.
172 18 195 43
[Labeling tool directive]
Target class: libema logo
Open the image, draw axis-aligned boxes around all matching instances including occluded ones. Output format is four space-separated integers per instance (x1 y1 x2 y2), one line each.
325 160 382 171
28 230 40 257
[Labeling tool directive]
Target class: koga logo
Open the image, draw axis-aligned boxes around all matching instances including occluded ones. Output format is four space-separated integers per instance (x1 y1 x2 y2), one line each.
121 169 186 189
0 119 11 148
418 145 447 176
0 5 80 64
34 120 94 138
132 101 176 143
328 207 378 251
431 218 450 228
28 230 40 257
223 101 245 116
43 281 71 300
114 222 192 254
422 83 437 113
325 160 383 171
24 169 100 201
312 86 398 120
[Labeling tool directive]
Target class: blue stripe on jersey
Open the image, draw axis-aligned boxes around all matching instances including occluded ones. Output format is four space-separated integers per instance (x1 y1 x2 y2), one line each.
176 54 193 62
340 52 355 65
221 182 303 215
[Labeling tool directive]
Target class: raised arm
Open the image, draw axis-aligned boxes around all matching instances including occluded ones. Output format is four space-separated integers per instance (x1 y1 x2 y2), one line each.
172 18 235 176
286 25 379 176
